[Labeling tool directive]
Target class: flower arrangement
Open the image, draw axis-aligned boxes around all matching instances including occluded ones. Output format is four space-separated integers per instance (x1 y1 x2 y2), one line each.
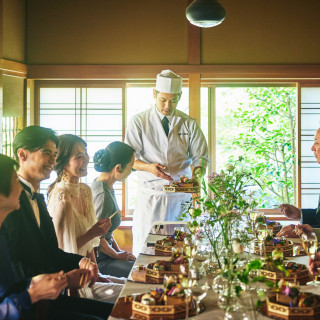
171 229 188 241
182 160 266 309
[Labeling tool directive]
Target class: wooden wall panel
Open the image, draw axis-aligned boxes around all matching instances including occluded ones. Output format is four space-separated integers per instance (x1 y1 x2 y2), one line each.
3 0 26 63
27 0 189 65
202 0 320 64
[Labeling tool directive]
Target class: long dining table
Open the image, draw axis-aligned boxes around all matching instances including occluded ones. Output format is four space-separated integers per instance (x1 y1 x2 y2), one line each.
109 221 320 320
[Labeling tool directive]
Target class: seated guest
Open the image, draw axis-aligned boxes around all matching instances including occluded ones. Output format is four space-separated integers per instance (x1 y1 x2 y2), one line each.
1 126 114 320
0 154 68 320
91 142 136 278
278 128 320 237
48 134 124 303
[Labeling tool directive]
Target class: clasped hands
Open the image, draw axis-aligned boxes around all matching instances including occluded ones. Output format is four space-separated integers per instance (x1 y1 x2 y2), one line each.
27 257 98 303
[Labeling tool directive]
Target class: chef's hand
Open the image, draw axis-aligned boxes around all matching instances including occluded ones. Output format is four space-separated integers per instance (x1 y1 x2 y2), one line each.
149 163 173 181
280 204 301 219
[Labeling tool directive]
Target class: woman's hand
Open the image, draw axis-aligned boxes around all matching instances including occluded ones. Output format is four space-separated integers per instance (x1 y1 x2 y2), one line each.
28 271 68 303
89 218 111 238
115 251 136 261
280 204 302 219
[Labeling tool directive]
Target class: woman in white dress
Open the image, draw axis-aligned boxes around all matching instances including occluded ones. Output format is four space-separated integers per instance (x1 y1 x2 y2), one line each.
48 134 124 303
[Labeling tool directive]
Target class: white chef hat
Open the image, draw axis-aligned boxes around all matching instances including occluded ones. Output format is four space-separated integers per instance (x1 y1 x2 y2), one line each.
155 70 182 94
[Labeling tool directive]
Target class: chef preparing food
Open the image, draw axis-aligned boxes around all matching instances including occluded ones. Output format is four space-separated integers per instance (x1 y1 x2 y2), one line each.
125 69 208 255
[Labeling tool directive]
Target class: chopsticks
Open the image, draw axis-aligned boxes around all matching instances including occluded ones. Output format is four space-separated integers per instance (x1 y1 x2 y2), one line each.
79 257 91 287
99 210 119 228
109 209 119 220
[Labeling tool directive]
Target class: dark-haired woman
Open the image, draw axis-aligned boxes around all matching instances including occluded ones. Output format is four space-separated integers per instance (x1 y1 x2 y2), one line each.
47 134 124 303
91 142 136 278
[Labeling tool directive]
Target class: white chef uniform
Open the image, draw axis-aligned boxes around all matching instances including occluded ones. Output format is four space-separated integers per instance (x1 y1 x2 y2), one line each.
125 70 209 255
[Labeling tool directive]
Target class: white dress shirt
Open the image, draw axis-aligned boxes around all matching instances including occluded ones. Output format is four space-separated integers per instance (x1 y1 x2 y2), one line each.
18 176 41 227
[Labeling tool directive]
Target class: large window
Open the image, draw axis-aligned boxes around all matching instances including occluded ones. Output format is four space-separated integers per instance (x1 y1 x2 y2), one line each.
2 117 21 157
38 81 320 217
201 85 297 208
38 82 189 217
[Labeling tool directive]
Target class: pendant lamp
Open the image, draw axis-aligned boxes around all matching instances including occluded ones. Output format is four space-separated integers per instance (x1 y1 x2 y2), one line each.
186 0 226 28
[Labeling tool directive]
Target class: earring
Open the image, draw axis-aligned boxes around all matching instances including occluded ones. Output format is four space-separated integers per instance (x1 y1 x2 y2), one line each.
60 170 69 182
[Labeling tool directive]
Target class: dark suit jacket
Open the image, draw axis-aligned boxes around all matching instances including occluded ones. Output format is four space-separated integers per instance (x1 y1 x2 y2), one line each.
1 190 82 281
301 208 320 228
0 233 32 320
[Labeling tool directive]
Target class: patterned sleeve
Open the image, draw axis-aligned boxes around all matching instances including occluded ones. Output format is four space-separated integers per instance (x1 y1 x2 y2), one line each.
48 191 78 254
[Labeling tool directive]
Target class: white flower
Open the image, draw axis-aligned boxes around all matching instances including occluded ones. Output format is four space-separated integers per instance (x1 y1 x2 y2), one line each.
189 208 195 216
232 239 244 254
225 164 235 171
277 279 285 289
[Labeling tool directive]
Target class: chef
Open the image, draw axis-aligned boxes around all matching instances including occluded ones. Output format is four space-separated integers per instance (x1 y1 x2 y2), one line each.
125 70 209 255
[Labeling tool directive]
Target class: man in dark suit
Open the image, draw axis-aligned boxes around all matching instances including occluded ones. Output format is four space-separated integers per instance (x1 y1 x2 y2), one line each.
277 128 320 238
0 154 69 319
1 126 113 320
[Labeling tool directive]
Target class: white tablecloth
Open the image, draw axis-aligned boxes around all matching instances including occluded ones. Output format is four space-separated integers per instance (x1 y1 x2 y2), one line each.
109 222 320 320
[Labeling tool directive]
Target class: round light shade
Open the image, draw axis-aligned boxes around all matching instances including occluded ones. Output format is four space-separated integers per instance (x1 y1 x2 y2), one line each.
186 0 226 28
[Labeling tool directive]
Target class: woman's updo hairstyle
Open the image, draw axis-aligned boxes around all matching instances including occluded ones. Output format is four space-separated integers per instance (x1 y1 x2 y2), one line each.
94 141 135 173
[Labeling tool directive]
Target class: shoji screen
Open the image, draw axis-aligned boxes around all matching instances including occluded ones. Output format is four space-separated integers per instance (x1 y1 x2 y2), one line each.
300 87 320 208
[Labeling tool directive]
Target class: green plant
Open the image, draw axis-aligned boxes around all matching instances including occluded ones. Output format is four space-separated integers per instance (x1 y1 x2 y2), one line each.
217 87 297 206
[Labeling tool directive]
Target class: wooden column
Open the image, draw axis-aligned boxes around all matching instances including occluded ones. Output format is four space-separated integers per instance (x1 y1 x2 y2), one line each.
296 82 301 208
187 0 201 124
188 73 201 124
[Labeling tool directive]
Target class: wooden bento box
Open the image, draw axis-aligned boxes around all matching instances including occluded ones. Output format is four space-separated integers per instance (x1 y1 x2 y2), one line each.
132 295 191 316
145 262 188 279
254 240 293 257
267 293 320 318
259 263 310 284
154 239 184 256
